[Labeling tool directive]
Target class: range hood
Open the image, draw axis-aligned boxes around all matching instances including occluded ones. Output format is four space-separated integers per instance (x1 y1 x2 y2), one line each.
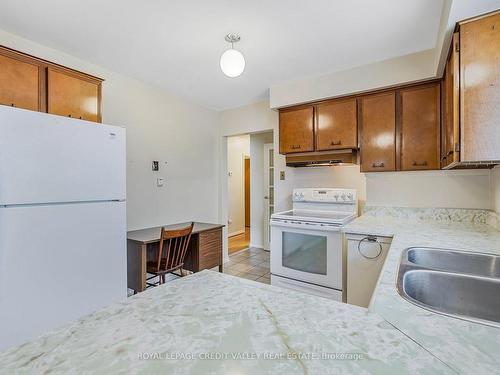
286 149 358 168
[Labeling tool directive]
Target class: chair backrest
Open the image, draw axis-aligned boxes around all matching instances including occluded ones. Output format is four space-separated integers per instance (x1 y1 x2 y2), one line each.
155 222 194 273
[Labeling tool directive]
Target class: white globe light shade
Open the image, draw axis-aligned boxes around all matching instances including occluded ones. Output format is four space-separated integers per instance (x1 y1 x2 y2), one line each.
220 48 245 78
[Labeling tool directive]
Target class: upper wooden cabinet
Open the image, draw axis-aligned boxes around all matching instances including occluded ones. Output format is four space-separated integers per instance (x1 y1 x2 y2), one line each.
47 68 101 122
0 52 43 111
441 32 460 168
0 46 103 123
460 12 500 163
358 91 396 172
279 106 314 154
315 98 357 151
399 83 441 171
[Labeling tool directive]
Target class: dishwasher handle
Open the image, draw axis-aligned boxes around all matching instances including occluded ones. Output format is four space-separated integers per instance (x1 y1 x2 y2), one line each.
358 236 382 259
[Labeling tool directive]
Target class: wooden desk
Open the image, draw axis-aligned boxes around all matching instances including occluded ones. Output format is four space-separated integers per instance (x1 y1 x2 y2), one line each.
127 222 224 292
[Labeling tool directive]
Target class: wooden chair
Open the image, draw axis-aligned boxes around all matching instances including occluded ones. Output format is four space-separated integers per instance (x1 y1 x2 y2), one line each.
146 222 194 287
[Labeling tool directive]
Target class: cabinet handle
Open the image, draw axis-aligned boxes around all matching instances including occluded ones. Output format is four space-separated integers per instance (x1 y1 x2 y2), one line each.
412 161 428 167
358 236 382 259
330 140 342 146
441 155 447 161
372 162 385 168
447 150 453 156
291 145 301 150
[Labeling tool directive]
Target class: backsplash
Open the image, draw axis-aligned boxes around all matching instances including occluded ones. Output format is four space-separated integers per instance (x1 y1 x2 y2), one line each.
363 205 499 228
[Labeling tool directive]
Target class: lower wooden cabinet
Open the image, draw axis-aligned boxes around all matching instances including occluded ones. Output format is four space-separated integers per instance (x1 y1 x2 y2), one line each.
399 83 441 171
359 91 396 172
47 68 101 122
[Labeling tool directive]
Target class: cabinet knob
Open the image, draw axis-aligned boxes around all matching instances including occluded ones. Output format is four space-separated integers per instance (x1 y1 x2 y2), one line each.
68 114 72 118
412 161 428 167
79 116 82 120
330 140 342 146
372 162 385 168
10 103 15 107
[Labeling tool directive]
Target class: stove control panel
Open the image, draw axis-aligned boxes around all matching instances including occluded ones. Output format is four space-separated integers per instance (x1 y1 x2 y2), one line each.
293 188 357 204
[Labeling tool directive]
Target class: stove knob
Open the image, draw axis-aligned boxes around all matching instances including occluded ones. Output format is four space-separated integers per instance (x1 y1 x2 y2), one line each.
334 194 339 201
347 193 354 201
341 194 347 201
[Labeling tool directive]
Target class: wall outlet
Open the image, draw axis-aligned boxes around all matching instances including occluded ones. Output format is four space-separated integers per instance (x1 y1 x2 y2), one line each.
280 171 286 180
157 177 165 187
152 161 159 171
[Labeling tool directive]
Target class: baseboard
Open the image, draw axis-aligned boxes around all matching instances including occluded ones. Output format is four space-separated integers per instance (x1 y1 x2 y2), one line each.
249 243 264 249
228 230 245 238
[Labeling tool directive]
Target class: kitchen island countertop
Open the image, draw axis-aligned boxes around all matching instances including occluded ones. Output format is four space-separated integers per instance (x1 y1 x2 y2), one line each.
0 270 451 374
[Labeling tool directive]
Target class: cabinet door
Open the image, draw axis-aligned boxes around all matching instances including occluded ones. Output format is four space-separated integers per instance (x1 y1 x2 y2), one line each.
315 98 357 151
0 54 41 111
399 83 440 171
279 106 314 154
47 68 101 122
460 12 500 162
359 92 396 172
442 33 460 168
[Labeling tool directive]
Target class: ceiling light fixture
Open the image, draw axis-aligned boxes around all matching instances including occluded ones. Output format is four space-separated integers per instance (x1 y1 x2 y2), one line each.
220 33 245 78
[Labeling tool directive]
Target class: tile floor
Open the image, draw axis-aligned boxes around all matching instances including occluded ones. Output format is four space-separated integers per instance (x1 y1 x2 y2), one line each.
222 247 270 284
134 247 271 296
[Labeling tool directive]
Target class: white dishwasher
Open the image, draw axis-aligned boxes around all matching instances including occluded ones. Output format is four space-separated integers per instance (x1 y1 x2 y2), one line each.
345 233 392 308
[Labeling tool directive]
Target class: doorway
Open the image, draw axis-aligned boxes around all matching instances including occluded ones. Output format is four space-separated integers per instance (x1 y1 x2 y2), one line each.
225 131 274 256
227 135 251 254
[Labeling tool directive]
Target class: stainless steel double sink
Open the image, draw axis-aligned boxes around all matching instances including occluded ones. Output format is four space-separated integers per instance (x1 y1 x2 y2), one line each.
397 247 500 327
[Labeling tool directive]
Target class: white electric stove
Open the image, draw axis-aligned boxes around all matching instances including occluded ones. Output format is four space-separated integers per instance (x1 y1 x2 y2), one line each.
270 188 357 301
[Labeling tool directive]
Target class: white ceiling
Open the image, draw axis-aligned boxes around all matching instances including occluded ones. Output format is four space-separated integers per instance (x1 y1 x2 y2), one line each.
0 0 444 110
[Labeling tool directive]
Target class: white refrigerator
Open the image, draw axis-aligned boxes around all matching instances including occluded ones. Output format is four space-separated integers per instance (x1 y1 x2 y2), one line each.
0 106 127 351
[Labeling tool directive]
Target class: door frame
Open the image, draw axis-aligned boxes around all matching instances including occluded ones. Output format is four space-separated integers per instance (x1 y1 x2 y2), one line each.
219 130 276 262
263 143 274 251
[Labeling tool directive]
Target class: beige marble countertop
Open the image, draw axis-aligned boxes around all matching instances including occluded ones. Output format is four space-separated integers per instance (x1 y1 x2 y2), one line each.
0 270 452 374
343 207 500 374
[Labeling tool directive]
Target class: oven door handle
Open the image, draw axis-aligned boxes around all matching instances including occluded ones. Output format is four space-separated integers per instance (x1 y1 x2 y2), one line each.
270 220 341 231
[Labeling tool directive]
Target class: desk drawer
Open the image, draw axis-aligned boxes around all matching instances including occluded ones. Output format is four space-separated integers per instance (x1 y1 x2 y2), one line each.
199 228 222 270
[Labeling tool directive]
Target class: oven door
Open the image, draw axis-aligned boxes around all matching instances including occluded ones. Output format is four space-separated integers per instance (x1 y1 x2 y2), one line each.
270 219 342 290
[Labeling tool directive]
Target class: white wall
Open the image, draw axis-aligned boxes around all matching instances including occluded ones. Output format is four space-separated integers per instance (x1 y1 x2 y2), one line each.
227 135 250 236
366 170 491 209
250 132 273 248
0 29 220 230
293 165 366 213
220 101 292 214
270 49 436 108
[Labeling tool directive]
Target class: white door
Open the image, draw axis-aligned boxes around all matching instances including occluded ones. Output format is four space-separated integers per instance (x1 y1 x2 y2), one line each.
0 106 126 205
263 143 274 251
